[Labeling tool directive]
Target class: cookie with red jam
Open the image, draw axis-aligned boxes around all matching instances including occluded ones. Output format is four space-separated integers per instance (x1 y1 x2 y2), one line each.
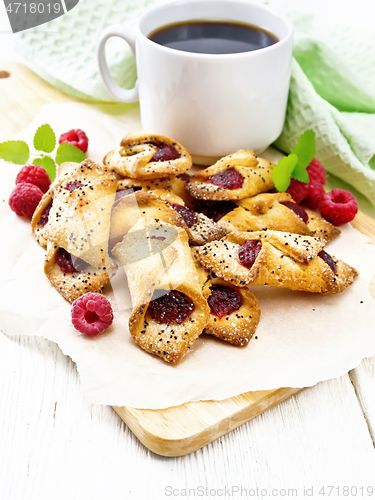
187 150 274 201
112 219 210 364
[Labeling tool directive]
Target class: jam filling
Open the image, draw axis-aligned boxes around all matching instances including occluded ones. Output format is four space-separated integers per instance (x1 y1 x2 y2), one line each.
207 285 243 319
208 168 244 190
147 289 195 324
65 181 83 192
280 201 309 223
55 248 89 274
238 240 262 269
150 141 180 162
318 250 337 274
177 173 191 182
39 201 52 227
206 200 237 222
170 203 197 228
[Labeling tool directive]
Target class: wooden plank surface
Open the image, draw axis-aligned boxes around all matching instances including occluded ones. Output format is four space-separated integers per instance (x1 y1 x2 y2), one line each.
1 62 375 459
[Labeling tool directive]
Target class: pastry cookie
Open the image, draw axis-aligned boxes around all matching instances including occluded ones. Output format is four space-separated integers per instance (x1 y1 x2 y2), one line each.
306 212 341 242
187 150 274 201
116 176 173 193
202 277 261 346
110 191 186 250
33 160 117 271
103 130 192 180
113 219 210 364
215 192 340 243
195 230 357 294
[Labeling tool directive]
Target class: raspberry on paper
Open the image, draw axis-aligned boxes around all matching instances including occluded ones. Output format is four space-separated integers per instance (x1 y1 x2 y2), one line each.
59 129 89 153
16 165 51 193
71 293 114 336
307 158 326 185
318 189 358 226
9 182 43 219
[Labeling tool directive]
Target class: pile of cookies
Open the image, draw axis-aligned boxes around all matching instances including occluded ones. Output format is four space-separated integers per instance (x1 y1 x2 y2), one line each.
31 130 358 364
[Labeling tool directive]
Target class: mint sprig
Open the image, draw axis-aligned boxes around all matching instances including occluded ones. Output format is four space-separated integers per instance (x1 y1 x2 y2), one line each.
33 156 56 180
272 130 316 191
33 124 56 153
56 143 86 165
0 124 87 181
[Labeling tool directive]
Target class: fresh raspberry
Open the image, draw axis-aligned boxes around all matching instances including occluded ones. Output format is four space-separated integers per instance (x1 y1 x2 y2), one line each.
150 142 180 162
209 168 244 190
71 292 114 336
147 289 195 324
318 189 358 225
16 165 51 193
307 158 326 185
280 201 308 223
207 285 243 319
170 203 197 227
286 178 310 204
238 240 262 269
303 183 325 210
59 129 89 153
9 182 43 219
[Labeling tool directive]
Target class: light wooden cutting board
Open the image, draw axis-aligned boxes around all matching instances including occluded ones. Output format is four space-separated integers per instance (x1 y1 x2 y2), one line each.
1 62 374 457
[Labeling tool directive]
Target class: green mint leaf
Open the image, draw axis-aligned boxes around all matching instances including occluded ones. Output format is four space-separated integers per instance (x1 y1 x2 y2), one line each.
33 156 57 182
33 124 56 153
55 143 86 165
292 163 310 183
293 129 316 170
0 140 29 164
272 154 298 192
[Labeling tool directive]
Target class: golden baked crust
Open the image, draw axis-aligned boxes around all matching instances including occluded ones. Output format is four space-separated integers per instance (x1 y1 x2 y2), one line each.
232 192 311 234
190 250 260 345
187 150 274 201
216 192 340 244
103 130 192 180
169 174 195 208
195 230 358 294
150 189 186 206
307 212 341 242
202 277 261 346
184 212 228 246
44 242 116 303
112 219 210 364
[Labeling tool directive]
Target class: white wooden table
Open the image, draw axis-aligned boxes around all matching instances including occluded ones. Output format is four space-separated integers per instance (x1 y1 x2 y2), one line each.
1 4 375 499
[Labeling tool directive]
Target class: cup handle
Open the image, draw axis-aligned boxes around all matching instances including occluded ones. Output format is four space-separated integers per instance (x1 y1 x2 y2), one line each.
97 24 139 102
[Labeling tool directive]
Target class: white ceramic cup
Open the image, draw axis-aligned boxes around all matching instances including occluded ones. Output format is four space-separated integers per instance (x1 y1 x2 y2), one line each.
97 0 293 164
